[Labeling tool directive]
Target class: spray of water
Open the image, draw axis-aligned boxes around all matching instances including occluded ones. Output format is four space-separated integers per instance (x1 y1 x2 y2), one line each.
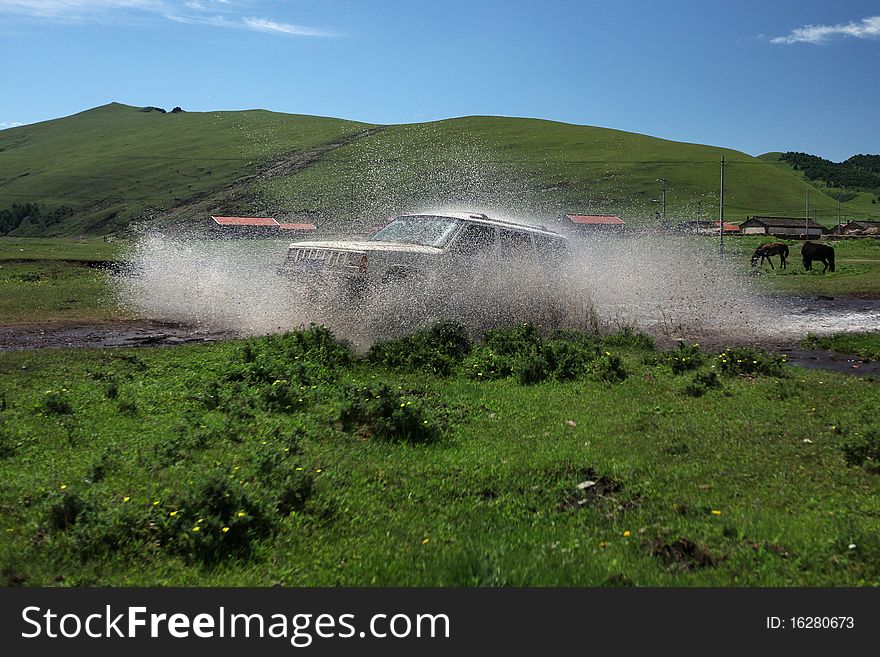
112 219 880 352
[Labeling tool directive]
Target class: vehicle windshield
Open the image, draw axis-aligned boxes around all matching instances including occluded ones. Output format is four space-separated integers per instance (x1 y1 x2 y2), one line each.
371 215 461 248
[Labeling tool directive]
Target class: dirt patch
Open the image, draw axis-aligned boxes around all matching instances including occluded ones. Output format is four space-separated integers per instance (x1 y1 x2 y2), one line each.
556 472 635 513
0 320 234 352
645 536 717 570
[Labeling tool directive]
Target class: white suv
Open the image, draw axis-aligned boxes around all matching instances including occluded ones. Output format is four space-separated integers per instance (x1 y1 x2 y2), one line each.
278 212 568 298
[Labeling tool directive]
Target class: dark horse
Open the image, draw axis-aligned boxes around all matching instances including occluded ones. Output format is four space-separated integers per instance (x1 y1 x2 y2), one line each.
802 241 835 273
751 242 789 269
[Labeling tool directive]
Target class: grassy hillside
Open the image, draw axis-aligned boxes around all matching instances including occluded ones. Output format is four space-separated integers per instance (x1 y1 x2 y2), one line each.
255 118 876 226
0 103 371 235
758 152 880 222
2 103 878 236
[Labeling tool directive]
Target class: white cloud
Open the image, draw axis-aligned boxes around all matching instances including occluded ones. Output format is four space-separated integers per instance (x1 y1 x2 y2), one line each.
0 121 25 129
772 15 880 45
242 17 334 38
0 1 160 18
0 0 335 37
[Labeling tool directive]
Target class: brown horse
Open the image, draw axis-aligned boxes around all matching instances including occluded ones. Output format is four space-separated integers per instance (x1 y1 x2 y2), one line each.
751 242 789 270
802 241 835 273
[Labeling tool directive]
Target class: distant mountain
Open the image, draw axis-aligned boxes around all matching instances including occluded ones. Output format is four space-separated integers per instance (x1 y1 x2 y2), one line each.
1 103 877 236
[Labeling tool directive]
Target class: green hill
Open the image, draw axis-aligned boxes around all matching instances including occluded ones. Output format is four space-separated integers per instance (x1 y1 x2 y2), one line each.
0 103 371 235
1 103 877 236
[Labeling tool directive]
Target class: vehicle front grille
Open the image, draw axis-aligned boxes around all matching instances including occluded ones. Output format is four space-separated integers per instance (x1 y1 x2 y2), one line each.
286 248 364 270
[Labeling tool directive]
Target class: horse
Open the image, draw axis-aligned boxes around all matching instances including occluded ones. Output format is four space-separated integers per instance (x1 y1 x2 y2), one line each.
802 241 835 273
751 242 789 270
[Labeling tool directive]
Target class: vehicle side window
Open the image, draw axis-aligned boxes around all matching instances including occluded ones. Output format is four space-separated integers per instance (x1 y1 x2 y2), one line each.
453 224 496 255
499 229 535 258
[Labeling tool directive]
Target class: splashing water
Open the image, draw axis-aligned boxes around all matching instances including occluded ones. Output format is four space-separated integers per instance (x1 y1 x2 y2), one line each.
113 227 879 349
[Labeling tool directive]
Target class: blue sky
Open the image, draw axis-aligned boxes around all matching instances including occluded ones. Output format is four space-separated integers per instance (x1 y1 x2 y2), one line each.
1 0 878 160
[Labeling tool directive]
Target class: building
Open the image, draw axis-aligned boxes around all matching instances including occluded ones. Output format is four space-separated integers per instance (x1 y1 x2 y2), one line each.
211 216 280 237
677 220 741 235
738 216 825 238
278 222 317 233
561 214 625 234
840 220 880 236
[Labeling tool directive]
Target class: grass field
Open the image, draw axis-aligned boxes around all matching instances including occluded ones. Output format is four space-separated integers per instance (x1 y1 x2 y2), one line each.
3 104 878 237
1 324 878 586
0 238 122 323
716 236 880 297
802 333 880 360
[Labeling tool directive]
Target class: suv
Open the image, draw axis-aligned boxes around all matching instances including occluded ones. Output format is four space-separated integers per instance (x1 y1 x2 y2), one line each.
278 212 569 298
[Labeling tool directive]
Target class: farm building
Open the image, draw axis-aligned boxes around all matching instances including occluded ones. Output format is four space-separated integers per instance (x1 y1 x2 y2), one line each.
840 220 880 236
211 216 280 236
677 220 741 235
738 216 825 238
278 222 317 233
561 214 625 234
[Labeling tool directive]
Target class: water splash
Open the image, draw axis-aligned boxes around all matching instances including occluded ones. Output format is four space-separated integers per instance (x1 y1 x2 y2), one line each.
113 224 878 350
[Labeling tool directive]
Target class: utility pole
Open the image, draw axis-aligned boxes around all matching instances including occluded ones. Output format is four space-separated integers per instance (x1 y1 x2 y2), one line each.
805 188 810 240
658 179 668 229
837 189 843 234
719 157 725 257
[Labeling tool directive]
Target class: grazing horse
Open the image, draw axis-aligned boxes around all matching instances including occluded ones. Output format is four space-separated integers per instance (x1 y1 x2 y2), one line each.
751 242 789 270
802 241 835 273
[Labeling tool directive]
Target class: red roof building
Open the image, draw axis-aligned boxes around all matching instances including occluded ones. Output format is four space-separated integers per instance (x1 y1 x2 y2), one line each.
278 223 317 231
564 214 625 226
212 216 279 227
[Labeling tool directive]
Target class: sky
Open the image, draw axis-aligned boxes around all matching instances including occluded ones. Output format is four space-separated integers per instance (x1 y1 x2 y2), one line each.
1 0 878 161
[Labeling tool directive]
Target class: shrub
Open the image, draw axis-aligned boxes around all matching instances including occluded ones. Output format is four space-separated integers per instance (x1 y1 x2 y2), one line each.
515 353 552 385
463 325 623 384
339 385 441 444
683 370 721 397
666 342 705 375
840 429 880 472
603 328 656 351
164 470 273 563
48 489 88 531
589 352 627 383
716 347 785 377
368 321 472 376
0 416 17 459
41 390 73 416
229 325 351 386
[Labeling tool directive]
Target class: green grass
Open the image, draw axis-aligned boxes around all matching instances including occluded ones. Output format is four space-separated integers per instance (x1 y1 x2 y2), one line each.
1 324 879 586
717 235 880 297
3 104 878 237
802 332 880 360
0 237 124 323
0 237 121 262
